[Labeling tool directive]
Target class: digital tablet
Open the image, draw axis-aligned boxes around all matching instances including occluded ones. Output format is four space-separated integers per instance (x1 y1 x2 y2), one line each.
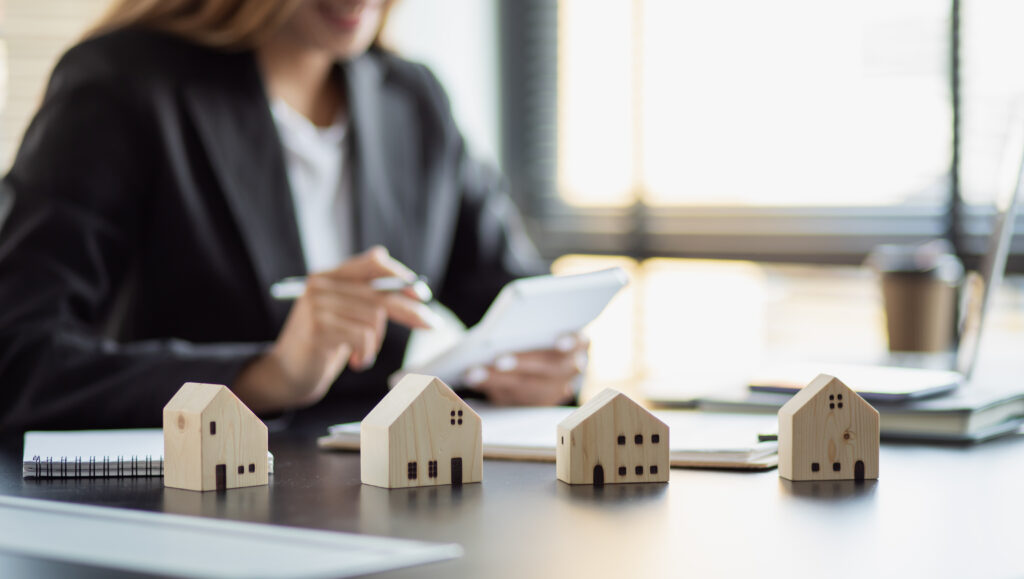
394 267 629 386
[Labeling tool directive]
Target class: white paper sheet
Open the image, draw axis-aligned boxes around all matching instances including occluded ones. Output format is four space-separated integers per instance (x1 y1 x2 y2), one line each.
327 403 778 466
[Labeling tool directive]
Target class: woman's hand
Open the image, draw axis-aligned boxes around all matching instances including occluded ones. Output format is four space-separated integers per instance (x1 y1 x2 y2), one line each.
235 246 434 413
463 334 589 406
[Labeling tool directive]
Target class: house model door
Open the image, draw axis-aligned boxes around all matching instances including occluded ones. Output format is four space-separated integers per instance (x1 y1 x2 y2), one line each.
215 464 226 491
451 458 462 485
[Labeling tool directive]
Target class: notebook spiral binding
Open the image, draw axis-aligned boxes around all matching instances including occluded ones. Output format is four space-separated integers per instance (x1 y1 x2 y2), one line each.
27 455 164 479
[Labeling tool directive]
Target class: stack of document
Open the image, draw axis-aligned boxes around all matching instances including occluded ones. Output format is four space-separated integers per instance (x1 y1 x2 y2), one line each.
697 386 1024 443
319 404 779 470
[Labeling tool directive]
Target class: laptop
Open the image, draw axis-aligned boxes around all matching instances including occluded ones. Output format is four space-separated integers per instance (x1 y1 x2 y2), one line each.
649 115 1024 405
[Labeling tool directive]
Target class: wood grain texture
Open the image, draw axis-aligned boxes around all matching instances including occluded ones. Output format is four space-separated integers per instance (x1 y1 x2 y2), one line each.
778 374 879 481
163 383 269 492
556 388 670 485
360 374 482 489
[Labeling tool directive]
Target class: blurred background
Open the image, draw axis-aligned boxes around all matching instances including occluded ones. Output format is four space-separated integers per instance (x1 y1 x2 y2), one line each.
3 0 1024 395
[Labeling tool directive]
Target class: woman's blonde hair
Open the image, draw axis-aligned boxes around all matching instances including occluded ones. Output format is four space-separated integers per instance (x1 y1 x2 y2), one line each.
87 0 305 50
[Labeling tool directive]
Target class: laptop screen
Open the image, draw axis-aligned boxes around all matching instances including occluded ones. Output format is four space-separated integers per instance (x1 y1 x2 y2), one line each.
956 113 1024 377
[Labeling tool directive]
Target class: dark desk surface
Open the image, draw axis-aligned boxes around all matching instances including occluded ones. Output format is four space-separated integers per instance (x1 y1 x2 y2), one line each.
1 425 1022 579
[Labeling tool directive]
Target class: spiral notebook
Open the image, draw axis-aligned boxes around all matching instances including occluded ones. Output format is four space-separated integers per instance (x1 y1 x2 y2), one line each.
22 428 274 479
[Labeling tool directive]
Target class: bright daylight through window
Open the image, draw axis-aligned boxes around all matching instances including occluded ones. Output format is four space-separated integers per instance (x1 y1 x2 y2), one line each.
558 0 951 209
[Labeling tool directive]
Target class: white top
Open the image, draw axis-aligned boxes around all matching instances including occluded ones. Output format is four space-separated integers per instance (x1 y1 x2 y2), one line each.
270 99 355 273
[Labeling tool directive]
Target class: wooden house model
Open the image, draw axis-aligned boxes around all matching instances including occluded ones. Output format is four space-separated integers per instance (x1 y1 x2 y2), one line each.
360 374 482 489
778 373 880 482
163 382 268 492
557 388 669 485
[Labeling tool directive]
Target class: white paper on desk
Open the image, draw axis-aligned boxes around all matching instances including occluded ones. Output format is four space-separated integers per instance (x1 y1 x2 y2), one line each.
0 496 461 579
326 404 778 466
24 429 165 462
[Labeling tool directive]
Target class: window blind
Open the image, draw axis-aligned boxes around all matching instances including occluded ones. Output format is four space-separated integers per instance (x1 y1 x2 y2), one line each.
1 0 112 170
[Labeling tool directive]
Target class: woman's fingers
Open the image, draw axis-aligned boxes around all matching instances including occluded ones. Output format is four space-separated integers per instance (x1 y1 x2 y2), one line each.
260 247 434 409
307 271 436 330
472 372 574 406
310 308 378 367
492 350 580 379
464 332 590 406
319 246 418 283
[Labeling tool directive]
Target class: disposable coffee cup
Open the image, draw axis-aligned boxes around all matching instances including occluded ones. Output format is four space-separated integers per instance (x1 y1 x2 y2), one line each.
866 241 964 353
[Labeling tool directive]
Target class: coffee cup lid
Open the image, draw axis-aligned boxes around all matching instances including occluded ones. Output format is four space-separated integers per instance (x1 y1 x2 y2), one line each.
865 240 963 283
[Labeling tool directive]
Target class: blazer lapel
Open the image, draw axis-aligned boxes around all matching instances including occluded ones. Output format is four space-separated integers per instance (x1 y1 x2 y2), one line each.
344 54 409 265
181 55 305 327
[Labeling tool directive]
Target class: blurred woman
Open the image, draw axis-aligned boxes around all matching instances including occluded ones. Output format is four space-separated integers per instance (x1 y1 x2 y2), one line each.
0 0 585 433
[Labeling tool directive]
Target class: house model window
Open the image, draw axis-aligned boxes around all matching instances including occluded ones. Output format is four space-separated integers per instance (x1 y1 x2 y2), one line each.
449 409 463 426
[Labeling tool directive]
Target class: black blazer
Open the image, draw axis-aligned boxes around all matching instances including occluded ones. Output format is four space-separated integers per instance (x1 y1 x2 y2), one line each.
0 28 542 433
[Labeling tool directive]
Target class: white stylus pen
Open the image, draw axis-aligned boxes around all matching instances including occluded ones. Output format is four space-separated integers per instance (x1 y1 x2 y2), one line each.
270 275 433 302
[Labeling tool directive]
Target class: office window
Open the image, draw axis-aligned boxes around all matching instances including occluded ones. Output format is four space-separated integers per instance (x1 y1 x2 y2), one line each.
0 0 113 170
407 461 417 480
961 0 1024 207
960 0 1024 258
428 460 438 478
562 0 950 208
546 0 953 261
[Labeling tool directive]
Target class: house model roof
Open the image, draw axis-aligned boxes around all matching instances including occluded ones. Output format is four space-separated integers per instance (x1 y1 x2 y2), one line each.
164 382 229 414
778 373 868 418
362 374 469 428
558 388 657 431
